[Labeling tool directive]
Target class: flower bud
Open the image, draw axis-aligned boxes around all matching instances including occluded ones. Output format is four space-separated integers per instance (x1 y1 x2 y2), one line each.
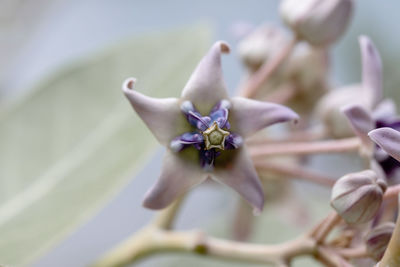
238 24 288 72
238 25 329 117
315 85 370 138
331 170 387 225
280 0 353 46
365 222 395 261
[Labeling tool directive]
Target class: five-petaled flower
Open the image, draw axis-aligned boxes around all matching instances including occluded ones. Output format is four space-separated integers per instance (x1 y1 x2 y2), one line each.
122 41 298 213
342 36 400 182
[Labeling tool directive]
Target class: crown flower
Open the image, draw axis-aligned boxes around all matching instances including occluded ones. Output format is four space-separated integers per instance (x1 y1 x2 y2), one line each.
340 36 400 182
122 41 299 213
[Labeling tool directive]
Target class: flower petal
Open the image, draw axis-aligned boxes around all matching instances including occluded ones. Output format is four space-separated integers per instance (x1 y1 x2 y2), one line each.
372 99 397 122
122 78 186 145
360 36 383 108
342 104 374 148
181 41 230 114
230 97 299 138
142 150 207 209
170 132 204 152
369 128 400 162
212 148 264 213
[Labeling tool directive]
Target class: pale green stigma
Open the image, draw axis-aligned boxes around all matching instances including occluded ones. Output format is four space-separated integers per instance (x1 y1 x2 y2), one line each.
202 121 230 150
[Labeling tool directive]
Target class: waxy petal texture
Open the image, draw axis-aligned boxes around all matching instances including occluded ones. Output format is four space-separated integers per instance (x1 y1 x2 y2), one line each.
212 148 264 213
181 41 230 114
230 97 299 138
369 128 400 162
142 150 207 209
123 78 186 145
360 36 383 108
342 104 374 148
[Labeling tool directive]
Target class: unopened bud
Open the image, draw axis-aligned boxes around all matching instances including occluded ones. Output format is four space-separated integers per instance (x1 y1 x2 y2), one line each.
280 0 353 46
331 170 387 225
238 24 288 72
365 222 395 261
315 85 370 138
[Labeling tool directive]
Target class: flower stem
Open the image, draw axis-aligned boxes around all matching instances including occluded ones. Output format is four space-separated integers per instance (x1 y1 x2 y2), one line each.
249 137 360 157
337 246 367 259
246 126 326 144
311 212 341 244
239 36 299 98
254 160 335 187
231 198 255 241
152 195 185 230
261 83 297 104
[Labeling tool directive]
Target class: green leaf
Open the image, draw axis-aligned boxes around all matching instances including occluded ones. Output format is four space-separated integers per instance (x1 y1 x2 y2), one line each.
0 25 211 266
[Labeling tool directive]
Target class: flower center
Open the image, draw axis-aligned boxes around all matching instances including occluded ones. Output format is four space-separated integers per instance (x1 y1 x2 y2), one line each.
203 121 230 150
170 100 243 170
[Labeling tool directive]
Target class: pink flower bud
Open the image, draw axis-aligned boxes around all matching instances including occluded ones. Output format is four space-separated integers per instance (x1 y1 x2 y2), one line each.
331 170 387 225
280 0 354 46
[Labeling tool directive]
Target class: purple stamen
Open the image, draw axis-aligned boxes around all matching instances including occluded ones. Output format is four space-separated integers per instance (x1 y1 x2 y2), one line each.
172 100 243 170
225 133 243 150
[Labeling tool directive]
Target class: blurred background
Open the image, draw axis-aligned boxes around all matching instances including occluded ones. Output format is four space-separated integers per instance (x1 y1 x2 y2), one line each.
1 1 400 267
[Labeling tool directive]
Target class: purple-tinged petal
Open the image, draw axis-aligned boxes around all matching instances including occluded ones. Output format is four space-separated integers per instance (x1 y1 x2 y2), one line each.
180 101 211 131
122 78 186 145
372 99 397 122
212 148 264 213
142 150 207 209
170 132 204 152
225 133 243 150
369 128 400 162
360 36 383 108
181 41 230 114
230 97 299 138
187 112 211 131
342 104 374 148
210 108 229 128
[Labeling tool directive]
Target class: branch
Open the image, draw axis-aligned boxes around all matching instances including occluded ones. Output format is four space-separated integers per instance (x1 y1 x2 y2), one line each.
92 229 316 267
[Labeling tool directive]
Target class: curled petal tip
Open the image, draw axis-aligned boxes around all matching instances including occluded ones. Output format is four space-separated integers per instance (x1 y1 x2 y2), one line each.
122 77 137 92
358 35 369 45
291 113 300 124
214 41 231 54
252 204 263 216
